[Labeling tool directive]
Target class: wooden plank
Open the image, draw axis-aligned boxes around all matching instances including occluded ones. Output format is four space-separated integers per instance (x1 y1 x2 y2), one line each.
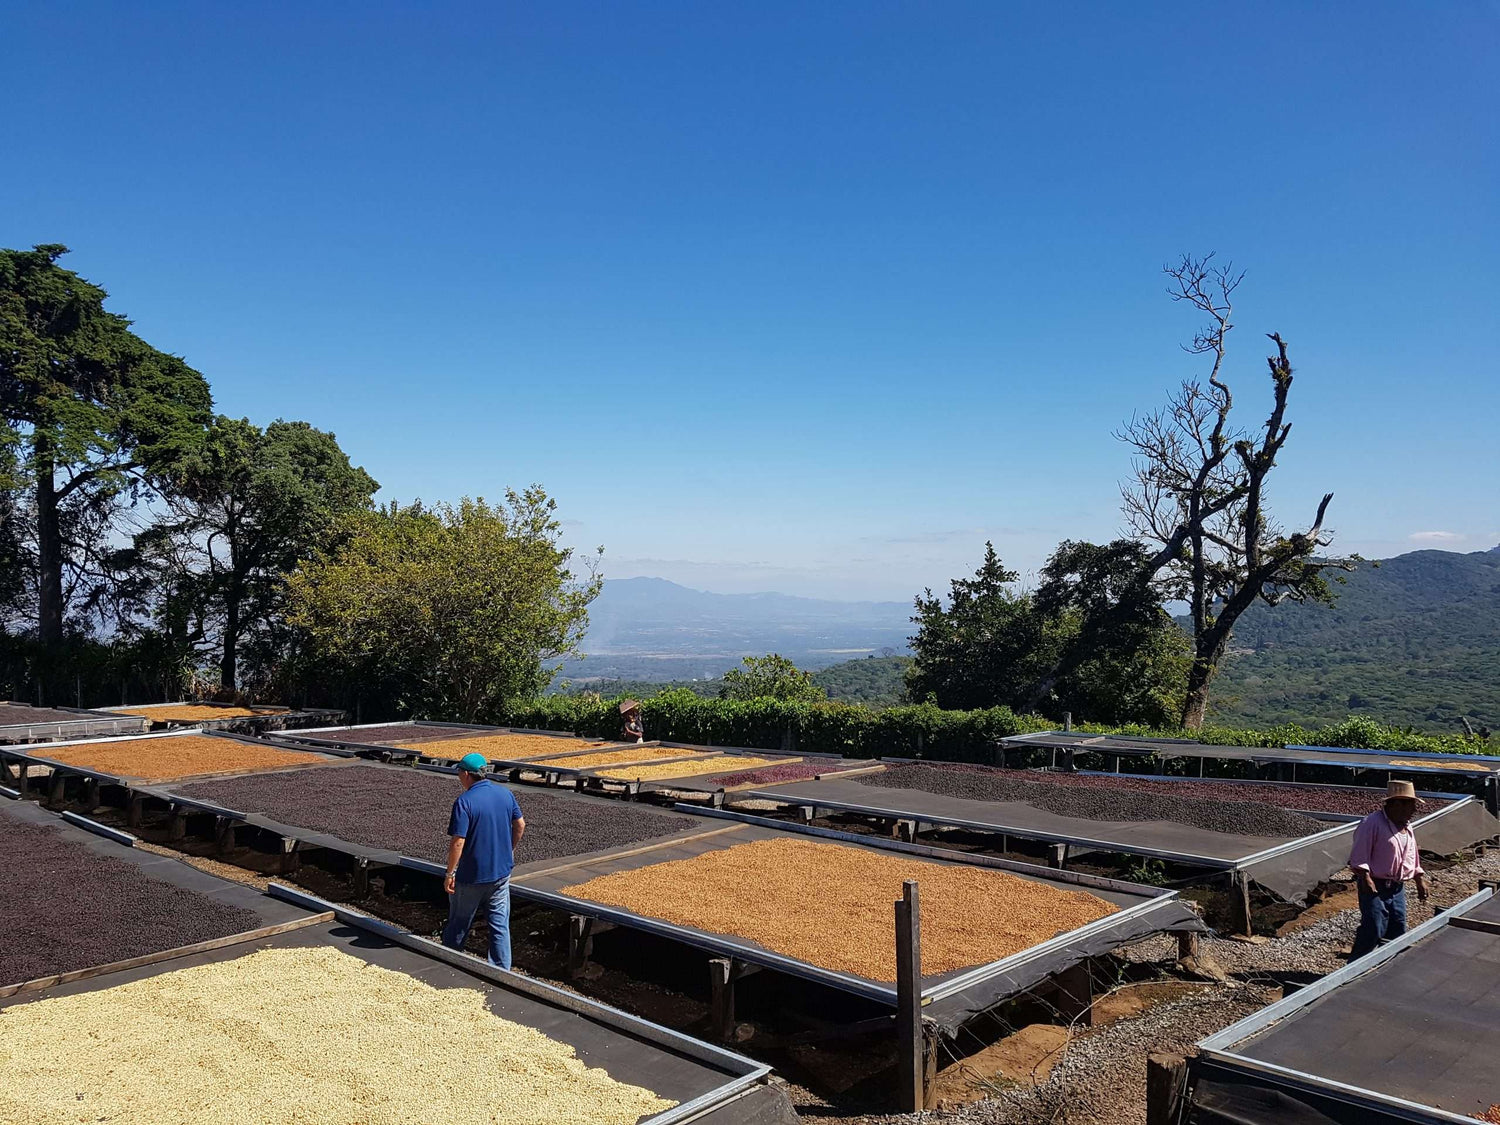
1448 915 1500 937
0 912 336 999
894 879 923 1112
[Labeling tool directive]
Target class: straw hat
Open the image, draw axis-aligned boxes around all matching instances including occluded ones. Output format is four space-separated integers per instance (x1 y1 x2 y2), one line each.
619 699 641 714
1385 779 1418 801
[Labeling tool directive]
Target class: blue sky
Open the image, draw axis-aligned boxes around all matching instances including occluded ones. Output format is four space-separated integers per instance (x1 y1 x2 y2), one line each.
4 2 1496 600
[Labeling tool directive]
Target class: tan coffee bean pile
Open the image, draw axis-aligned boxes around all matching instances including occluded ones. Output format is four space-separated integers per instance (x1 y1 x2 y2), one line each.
393 733 615 760
562 836 1118 980
1387 757 1492 773
595 755 790 781
45 735 323 782
0 945 675 1125
119 704 268 721
540 745 715 769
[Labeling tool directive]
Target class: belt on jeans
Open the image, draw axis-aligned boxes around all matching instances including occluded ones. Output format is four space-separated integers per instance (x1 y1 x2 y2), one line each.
1370 877 1404 887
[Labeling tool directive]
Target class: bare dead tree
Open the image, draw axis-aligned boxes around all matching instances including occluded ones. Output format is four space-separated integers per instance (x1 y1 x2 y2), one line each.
1119 254 1356 729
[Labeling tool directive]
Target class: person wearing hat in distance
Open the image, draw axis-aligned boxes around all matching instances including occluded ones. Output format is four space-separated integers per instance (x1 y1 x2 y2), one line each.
1347 779 1428 960
441 752 525 969
620 699 645 743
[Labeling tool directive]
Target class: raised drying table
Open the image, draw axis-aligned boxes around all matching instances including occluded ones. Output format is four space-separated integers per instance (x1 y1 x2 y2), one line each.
1001 730 1500 793
0 701 150 745
98 701 347 733
509 809 1203 1026
0 729 354 810
1185 884 1500 1124
139 759 730 888
738 771 1498 923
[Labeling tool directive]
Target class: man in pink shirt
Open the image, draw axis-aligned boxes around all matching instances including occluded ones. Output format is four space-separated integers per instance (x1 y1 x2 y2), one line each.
1347 779 1429 959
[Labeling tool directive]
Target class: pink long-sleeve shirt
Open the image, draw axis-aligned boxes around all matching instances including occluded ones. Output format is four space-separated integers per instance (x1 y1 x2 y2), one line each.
1348 809 1423 881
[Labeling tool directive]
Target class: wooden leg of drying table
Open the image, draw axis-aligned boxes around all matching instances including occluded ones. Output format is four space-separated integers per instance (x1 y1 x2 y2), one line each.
126 793 145 829
351 857 371 899
1146 1052 1189 1125
567 915 594 980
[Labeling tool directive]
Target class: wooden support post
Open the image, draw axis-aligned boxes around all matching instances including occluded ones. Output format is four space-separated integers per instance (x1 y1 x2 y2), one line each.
1176 930 1200 962
1146 1052 1188 1125
1047 843 1068 869
1050 961 1093 1027
709 957 735 1041
126 793 145 830
46 769 66 808
168 806 188 841
0 757 13 785
1229 871 1254 938
279 836 300 874
12 762 26 795
800 804 815 823
214 817 237 856
80 777 100 812
350 857 371 899
567 915 593 979
895 878 925 1112
1486 776 1499 819
1062 712 1072 732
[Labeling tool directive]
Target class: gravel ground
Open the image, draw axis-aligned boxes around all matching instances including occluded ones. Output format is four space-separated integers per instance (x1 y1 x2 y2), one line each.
859 764 1328 839
1 818 261 984
176 765 702 864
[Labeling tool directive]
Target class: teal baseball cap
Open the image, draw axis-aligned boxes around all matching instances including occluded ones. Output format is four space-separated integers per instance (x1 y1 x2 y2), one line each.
457 752 488 774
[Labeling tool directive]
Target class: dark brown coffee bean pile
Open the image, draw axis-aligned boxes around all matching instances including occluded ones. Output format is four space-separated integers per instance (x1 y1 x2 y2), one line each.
0 703 110 725
859 763 1329 839
1016 770 1392 816
177 765 701 864
716 759 869 788
2 819 261 985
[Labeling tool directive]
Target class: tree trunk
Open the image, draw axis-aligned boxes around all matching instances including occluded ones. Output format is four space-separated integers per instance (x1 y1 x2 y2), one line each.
220 585 240 692
34 439 64 644
1180 630 1230 729
1181 667 1212 730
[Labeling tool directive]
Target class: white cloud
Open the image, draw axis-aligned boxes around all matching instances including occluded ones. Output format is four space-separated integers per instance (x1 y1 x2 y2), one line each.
1408 530 1466 543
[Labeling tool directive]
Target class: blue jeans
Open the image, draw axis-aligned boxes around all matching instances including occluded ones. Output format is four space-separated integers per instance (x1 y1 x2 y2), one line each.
1350 879 1406 959
442 878 512 969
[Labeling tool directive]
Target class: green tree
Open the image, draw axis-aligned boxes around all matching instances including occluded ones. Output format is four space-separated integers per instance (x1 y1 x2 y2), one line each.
907 540 1188 725
124 417 378 692
718 654 828 703
1030 539 1189 726
0 245 212 642
287 489 600 721
905 543 1055 711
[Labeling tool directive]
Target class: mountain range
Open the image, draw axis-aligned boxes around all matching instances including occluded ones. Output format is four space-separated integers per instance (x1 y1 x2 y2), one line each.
560 577 912 682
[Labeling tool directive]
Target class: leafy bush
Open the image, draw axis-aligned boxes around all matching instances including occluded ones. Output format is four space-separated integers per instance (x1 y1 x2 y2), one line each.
496 690 1492 760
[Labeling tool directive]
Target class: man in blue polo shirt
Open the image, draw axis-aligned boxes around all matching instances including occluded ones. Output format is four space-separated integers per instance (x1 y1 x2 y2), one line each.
441 752 525 968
